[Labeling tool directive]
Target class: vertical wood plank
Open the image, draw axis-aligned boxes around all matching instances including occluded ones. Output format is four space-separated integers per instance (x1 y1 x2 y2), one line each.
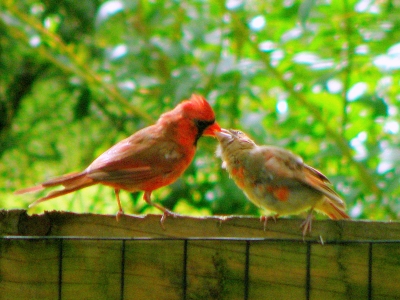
61 240 122 300
186 240 246 300
372 243 400 300
310 243 369 299
123 240 184 299
249 241 307 300
0 239 59 300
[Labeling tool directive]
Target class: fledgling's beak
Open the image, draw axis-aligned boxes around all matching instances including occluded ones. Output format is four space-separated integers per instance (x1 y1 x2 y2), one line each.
203 122 222 137
215 128 232 141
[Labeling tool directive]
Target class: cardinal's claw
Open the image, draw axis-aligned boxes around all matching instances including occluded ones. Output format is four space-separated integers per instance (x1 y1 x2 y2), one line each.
116 210 124 222
159 209 178 229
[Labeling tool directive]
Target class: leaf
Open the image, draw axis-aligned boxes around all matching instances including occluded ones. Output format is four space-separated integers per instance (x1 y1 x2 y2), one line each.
357 94 388 117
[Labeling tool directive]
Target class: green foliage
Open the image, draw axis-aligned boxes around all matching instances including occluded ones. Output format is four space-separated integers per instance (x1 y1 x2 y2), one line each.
1 0 399 220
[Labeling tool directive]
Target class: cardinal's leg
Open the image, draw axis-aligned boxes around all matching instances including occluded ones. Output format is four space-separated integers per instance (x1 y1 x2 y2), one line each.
301 209 314 237
143 191 177 228
115 188 124 221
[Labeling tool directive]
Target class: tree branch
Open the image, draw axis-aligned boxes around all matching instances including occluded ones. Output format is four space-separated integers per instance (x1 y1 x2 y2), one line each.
3 4 155 124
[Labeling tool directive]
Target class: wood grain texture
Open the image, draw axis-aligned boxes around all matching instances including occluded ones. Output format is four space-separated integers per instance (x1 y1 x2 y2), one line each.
310 243 370 299
1 209 400 300
249 241 307 299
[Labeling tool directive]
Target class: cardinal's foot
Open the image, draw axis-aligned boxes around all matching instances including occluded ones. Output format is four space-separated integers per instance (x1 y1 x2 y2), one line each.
159 209 179 229
116 210 124 222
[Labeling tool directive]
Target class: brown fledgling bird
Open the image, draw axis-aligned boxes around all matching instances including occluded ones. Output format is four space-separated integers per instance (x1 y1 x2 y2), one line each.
16 94 221 222
215 129 349 236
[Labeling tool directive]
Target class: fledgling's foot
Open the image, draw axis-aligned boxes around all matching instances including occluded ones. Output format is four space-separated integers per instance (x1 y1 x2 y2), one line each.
260 214 278 231
300 212 313 238
217 216 230 227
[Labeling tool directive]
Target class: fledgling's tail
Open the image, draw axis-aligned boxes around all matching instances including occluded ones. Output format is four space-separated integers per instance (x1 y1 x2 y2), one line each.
315 197 350 220
15 172 95 207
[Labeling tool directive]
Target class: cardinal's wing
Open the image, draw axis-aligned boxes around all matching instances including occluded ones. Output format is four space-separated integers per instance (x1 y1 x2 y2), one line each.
86 129 190 187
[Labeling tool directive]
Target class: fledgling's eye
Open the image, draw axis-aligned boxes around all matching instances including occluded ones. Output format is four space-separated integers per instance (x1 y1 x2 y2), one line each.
229 129 243 137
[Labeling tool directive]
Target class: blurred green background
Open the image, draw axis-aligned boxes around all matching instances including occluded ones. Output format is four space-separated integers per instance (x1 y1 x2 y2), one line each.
1 0 399 220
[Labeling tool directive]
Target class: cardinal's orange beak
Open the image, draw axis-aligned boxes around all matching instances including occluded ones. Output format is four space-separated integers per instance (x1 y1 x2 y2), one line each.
203 122 221 137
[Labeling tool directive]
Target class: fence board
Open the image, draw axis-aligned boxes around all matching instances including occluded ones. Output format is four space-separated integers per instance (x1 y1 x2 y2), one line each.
372 243 400 300
0 239 59 300
61 240 122 300
186 240 246 299
249 241 307 300
124 240 184 299
310 243 370 299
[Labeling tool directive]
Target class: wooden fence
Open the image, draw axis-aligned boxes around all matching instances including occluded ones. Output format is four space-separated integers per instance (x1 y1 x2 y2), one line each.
1 209 399 299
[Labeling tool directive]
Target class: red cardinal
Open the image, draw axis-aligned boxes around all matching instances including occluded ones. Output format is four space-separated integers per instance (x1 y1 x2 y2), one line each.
16 94 221 221
215 129 349 236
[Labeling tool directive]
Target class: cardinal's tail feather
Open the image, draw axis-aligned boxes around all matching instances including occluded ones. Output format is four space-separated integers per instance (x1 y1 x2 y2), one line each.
29 181 94 208
15 172 96 207
14 185 45 195
15 172 86 195
315 197 350 220
41 172 88 188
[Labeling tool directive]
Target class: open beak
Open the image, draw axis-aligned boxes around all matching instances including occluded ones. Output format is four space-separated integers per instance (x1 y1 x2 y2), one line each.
203 122 222 137
214 128 232 141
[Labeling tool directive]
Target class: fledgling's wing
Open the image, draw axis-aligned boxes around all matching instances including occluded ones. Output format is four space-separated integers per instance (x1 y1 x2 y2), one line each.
301 165 345 208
